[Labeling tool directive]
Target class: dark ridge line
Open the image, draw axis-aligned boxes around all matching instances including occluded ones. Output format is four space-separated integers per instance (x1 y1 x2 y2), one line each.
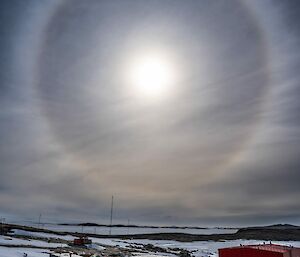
58 222 239 229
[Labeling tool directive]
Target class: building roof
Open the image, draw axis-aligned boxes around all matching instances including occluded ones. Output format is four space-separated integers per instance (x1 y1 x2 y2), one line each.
221 244 298 253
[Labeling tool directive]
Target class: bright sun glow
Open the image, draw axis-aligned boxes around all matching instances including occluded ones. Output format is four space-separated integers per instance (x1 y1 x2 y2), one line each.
127 53 176 99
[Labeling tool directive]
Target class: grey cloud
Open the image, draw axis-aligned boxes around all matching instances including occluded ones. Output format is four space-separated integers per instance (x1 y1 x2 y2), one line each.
0 0 299 225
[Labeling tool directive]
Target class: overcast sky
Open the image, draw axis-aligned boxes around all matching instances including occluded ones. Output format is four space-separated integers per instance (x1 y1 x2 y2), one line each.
0 0 300 226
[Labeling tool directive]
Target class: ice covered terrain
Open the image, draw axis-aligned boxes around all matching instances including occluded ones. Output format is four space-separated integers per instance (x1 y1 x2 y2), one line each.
0 235 68 248
1 237 300 257
86 238 300 257
2 226 300 257
122 239 300 257
12 229 75 241
0 247 50 257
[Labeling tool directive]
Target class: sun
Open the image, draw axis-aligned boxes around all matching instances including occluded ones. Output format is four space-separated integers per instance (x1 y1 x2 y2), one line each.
126 52 176 100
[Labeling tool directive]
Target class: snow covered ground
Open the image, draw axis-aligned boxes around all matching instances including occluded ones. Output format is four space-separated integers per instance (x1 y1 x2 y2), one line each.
0 247 84 257
0 235 68 248
129 239 300 257
87 237 300 257
12 229 75 241
2 227 300 257
0 247 50 257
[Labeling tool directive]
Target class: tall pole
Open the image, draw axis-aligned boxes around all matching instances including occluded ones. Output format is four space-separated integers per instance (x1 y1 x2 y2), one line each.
109 195 114 235
38 214 42 229
127 219 130 235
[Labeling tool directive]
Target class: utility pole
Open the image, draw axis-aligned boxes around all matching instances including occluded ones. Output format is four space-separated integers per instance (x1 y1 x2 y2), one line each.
127 219 130 235
38 214 42 229
109 195 114 235
0 217 3 235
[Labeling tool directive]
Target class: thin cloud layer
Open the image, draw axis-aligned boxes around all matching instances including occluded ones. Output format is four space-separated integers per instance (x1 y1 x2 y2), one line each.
0 0 299 226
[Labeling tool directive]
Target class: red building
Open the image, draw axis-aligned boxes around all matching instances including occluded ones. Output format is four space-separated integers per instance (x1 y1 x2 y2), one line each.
73 236 92 246
219 244 300 257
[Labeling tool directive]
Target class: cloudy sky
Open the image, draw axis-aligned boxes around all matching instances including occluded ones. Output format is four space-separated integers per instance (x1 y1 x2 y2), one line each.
0 0 300 226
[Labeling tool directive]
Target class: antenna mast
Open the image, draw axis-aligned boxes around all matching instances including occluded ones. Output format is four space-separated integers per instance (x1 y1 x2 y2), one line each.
38 214 42 229
109 195 114 235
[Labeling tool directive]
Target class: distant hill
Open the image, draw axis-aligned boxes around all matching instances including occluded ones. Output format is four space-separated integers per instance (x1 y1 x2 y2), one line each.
241 224 300 230
59 222 209 229
265 224 300 229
